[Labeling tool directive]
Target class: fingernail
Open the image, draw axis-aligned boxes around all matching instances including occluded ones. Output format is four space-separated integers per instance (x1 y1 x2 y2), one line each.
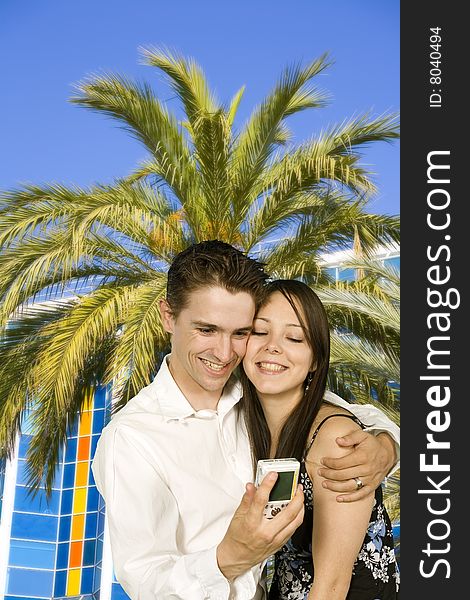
337 496 344 502
317 468 323 476
298 484 304 492
268 471 277 481
322 481 328 488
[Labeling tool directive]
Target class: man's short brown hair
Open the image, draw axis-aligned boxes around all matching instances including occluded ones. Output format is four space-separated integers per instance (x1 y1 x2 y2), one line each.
166 240 268 317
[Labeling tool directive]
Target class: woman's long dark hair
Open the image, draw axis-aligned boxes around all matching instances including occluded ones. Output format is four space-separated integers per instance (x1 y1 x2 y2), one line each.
239 279 331 475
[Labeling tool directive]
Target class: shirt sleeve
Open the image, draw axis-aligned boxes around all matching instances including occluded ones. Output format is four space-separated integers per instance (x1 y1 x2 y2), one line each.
91 425 259 600
324 391 400 475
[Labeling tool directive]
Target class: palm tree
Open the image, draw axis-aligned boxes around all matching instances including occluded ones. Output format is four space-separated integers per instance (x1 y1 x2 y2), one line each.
0 49 399 492
321 258 400 411
321 258 400 519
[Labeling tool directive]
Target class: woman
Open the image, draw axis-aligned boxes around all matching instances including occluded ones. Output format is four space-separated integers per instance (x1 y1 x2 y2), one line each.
240 279 399 600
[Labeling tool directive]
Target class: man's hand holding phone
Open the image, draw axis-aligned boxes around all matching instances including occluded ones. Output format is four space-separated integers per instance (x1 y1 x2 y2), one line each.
255 458 301 518
216 466 304 582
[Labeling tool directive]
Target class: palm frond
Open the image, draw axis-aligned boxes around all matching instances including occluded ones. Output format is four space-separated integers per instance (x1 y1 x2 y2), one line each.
318 285 399 337
0 302 73 459
330 333 399 382
383 471 400 521
227 85 246 127
71 74 196 202
0 183 89 247
339 256 401 296
231 55 332 208
329 332 399 414
140 47 219 123
314 112 400 157
109 278 168 411
188 110 232 233
10 287 134 491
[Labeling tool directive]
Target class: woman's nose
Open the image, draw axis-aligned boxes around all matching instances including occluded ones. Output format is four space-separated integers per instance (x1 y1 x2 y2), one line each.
265 339 281 354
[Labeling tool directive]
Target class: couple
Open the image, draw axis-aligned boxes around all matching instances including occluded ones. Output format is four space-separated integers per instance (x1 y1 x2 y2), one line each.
92 240 400 599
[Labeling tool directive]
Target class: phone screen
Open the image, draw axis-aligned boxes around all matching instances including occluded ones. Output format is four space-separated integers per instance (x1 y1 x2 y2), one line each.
269 470 295 501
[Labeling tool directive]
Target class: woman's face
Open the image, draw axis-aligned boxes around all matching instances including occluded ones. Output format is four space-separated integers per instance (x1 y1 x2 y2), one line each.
243 291 314 399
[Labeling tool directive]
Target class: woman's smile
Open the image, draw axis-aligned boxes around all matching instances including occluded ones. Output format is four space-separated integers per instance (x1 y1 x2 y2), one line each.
255 361 288 374
243 291 314 400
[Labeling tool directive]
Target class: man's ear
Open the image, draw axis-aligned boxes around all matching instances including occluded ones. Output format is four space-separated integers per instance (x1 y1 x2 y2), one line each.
159 299 175 334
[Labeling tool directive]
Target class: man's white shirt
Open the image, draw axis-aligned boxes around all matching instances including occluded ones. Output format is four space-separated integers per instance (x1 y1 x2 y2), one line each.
91 356 399 599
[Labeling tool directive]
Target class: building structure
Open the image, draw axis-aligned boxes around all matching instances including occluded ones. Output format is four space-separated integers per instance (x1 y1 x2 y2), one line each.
0 388 124 600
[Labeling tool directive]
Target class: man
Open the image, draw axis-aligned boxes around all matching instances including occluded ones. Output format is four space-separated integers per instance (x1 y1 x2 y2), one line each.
92 240 399 599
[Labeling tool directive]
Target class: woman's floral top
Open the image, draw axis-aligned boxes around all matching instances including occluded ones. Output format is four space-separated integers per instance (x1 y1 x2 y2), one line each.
268 414 400 600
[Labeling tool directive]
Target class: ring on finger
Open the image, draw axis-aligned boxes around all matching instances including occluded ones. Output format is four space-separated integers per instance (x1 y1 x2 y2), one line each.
353 477 364 490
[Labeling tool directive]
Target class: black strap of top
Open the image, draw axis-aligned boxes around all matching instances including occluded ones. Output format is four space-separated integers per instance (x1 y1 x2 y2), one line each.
303 413 364 460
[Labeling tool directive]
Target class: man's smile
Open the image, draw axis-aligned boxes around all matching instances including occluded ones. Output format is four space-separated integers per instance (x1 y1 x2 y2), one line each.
199 357 234 373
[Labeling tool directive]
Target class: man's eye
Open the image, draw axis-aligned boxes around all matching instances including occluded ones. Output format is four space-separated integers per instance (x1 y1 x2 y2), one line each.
233 331 250 339
198 328 214 334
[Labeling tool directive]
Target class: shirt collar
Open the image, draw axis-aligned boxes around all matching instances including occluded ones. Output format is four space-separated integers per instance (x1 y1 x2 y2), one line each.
152 354 242 422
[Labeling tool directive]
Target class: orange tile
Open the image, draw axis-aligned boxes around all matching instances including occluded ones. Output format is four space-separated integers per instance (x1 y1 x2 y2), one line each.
71 513 85 540
69 541 83 568
75 462 89 487
79 411 92 436
77 436 90 461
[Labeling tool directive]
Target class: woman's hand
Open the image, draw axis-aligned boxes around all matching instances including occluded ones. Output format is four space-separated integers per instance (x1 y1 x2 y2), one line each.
317 430 397 502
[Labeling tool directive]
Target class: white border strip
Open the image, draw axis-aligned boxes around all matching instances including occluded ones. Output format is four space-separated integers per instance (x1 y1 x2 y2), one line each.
0 435 20 599
98 517 114 600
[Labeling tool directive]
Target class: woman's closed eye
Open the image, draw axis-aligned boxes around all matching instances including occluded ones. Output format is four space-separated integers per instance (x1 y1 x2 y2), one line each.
251 330 267 336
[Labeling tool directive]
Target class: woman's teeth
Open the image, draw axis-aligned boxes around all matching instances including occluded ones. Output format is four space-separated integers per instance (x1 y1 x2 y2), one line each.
257 362 285 372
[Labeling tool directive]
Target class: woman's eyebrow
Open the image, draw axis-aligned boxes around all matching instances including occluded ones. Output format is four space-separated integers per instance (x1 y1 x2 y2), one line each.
254 317 302 328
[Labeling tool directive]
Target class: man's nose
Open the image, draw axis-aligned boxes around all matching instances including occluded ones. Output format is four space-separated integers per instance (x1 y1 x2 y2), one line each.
214 335 233 363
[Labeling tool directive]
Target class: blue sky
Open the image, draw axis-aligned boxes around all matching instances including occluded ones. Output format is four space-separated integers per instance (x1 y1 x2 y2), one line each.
0 0 399 215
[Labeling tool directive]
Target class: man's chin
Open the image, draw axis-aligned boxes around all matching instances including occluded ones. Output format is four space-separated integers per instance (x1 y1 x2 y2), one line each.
200 376 231 393
195 368 234 394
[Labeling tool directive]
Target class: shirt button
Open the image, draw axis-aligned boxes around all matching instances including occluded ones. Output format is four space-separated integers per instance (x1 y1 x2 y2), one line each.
195 409 216 419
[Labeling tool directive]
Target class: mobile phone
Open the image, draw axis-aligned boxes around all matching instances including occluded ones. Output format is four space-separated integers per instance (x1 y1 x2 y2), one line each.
255 458 300 519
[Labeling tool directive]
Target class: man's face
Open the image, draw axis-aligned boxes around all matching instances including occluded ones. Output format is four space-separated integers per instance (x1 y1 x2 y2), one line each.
160 286 256 405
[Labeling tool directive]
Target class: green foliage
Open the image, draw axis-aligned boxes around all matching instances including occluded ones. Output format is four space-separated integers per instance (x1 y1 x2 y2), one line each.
0 49 399 493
